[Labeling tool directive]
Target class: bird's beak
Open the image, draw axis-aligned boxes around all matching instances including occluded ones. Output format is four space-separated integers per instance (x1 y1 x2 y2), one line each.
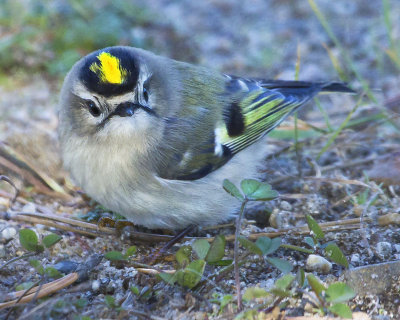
99 102 156 128
113 102 141 117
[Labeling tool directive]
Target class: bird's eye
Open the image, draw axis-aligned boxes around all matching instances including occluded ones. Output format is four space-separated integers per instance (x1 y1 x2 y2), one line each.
143 79 150 103
87 100 101 117
143 87 149 103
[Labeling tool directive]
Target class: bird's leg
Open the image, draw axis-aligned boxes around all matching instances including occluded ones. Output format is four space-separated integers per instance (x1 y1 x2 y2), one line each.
147 224 196 264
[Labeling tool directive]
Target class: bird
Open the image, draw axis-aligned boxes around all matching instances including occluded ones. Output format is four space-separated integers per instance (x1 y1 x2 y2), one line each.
58 46 354 230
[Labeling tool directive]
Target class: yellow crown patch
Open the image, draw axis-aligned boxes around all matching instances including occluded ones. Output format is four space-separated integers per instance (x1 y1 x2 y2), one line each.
89 52 128 84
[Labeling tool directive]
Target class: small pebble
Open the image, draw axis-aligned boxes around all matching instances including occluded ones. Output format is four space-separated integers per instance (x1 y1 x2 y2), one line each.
269 210 291 229
306 254 332 274
92 280 100 291
375 241 392 259
351 253 360 263
269 208 280 228
22 202 36 213
106 281 116 294
54 260 79 274
393 244 400 253
259 278 275 291
1 227 17 241
279 201 292 211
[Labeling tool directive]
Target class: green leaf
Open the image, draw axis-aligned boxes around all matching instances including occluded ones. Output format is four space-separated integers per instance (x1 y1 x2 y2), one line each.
205 235 226 263
52 299 67 311
255 237 281 256
42 233 62 248
325 243 349 268
304 236 316 248
270 288 292 298
139 286 152 299
207 259 233 266
255 236 271 255
176 245 192 267
124 246 137 258
306 274 326 296
74 298 88 309
44 267 62 279
130 286 140 296
104 251 125 261
29 259 41 268
306 215 325 240
158 272 177 285
274 274 295 290
219 294 233 314
266 257 293 274
242 287 269 302
296 268 305 287
15 281 35 291
176 259 206 289
223 179 244 201
240 179 279 201
192 239 210 260
328 303 353 319
238 310 262 319
238 236 263 256
29 259 44 275
104 295 117 308
326 282 356 303
19 229 43 252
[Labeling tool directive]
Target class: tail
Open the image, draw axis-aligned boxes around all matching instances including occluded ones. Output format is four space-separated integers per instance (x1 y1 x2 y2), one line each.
259 80 355 94
319 81 355 93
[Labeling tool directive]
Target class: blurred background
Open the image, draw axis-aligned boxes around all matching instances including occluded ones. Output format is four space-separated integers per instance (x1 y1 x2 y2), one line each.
0 0 399 187
1 1 399 81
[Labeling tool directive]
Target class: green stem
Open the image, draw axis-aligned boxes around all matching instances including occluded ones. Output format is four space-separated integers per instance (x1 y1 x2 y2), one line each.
316 94 364 160
0 252 36 271
314 97 333 132
294 44 302 177
214 254 250 283
234 199 248 311
280 244 314 254
308 0 378 103
383 0 394 51
294 113 302 177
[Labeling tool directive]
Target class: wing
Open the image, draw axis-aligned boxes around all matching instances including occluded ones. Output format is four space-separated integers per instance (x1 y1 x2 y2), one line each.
216 77 324 154
158 75 353 181
157 106 234 180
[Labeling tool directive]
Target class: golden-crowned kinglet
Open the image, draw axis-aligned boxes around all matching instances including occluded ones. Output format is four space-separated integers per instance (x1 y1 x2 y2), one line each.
58 46 353 229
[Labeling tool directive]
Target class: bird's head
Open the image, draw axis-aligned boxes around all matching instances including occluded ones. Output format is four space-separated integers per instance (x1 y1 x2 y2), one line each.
58 46 169 149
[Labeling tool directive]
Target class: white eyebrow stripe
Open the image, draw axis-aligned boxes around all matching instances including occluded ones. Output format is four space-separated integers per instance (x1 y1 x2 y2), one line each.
72 82 94 100
108 92 136 105
72 81 135 106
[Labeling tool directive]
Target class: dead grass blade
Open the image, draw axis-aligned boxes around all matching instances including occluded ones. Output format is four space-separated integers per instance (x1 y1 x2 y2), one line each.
0 142 71 200
0 273 78 309
4 213 372 245
303 176 370 188
0 175 19 203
